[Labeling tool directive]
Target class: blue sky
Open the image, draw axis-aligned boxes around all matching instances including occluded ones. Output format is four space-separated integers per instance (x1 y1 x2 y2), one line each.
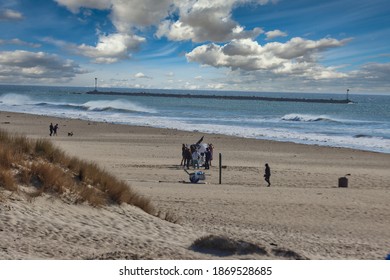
0 0 389 94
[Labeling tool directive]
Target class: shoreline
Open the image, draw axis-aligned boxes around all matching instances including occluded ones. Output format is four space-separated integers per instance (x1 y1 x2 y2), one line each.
1 110 390 259
0 109 386 155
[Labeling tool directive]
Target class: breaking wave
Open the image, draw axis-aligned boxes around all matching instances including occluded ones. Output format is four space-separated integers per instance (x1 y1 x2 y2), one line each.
0 93 34 106
281 114 339 123
80 100 157 114
0 94 157 114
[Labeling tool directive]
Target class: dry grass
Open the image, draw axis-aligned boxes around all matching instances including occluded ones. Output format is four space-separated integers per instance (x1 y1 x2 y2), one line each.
34 139 67 164
76 186 106 207
0 133 28 169
0 170 17 192
0 146 14 169
17 165 32 185
0 128 156 215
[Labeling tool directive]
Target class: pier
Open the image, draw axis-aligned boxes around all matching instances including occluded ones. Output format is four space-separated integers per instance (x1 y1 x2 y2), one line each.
86 90 352 104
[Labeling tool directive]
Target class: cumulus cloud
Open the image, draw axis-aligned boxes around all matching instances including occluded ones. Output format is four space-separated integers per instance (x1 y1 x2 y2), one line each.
56 0 270 43
44 33 145 63
265 29 287 40
0 50 87 83
0 9 23 21
109 0 172 33
76 33 145 63
156 0 265 42
55 0 172 32
186 37 351 80
263 37 352 59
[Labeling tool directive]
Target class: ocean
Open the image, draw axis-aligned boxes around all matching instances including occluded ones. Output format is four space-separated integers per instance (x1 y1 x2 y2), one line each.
0 84 389 154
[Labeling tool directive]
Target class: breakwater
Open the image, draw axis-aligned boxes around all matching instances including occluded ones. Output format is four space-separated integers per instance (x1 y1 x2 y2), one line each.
86 90 352 104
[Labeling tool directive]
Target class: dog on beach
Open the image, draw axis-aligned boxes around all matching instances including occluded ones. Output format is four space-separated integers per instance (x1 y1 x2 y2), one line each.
68 132 73 136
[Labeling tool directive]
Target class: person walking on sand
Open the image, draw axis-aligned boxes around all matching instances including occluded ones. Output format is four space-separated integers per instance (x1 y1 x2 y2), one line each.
264 163 271 187
49 123 54 136
180 144 186 166
53 123 59 136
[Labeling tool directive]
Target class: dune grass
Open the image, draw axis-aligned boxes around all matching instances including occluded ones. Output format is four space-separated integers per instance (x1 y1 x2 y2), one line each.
0 129 155 214
0 170 17 192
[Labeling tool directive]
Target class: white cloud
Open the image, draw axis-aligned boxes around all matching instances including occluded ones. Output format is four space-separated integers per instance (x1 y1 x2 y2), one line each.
184 82 199 90
134 83 145 88
208 83 225 89
134 72 152 79
55 0 172 32
44 33 145 63
265 29 287 40
77 33 145 63
109 0 173 33
0 9 23 21
186 37 351 80
56 0 270 43
263 37 352 59
0 50 86 83
156 0 265 42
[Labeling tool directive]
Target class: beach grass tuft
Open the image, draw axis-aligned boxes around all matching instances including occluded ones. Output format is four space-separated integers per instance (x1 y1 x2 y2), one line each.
0 128 156 215
0 170 18 192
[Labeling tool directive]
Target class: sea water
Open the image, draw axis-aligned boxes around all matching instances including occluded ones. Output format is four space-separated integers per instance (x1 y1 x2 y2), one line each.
0 84 389 154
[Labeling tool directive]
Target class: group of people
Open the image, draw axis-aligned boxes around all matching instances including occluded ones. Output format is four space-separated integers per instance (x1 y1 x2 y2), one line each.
49 123 59 136
180 143 214 170
180 140 271 186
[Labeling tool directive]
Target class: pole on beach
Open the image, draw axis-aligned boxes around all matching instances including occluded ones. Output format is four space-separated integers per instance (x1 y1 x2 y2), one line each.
94 78 98 91
219 153 222 184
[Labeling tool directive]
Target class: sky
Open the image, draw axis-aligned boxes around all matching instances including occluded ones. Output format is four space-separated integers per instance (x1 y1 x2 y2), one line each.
0 0 389 94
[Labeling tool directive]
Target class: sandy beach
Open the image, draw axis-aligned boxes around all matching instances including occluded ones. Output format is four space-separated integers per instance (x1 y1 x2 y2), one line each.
1 111 389 260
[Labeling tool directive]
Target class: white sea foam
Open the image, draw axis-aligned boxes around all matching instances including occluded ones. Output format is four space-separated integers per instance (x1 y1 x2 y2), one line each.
0 93 33 106
281 114 338 122
82 99 157 114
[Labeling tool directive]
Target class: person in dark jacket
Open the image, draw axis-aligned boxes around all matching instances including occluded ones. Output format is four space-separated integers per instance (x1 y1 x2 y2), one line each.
264 163 271 187
204 148 211 169
184 147 192 169
49 123 54 136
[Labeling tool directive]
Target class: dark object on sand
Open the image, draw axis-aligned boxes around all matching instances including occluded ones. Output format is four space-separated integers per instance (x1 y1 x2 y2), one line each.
184 169 205 183
338 177 348 188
